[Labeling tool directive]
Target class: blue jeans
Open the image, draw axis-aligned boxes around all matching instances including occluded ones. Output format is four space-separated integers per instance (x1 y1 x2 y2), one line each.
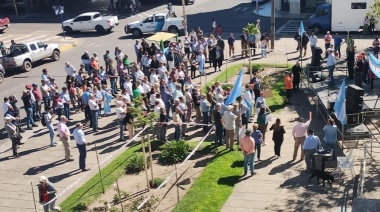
77 144 87 170
43 96 51 108
215 122 224 144
328 65 335 86
118 119 124 140
46 122 55 144
91 110 99 131
174 125 181 141
110 79 117 95
63 103 70 119
243 153 255 174
325 142 337 161
165 102 171 118
24 107 34 128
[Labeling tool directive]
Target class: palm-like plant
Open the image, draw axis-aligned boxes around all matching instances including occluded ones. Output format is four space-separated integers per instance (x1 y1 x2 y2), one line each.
242 23 260 36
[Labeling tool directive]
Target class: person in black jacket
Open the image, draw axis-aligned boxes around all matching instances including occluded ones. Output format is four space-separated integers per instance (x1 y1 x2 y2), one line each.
211 44 224 72
269 118 286 157
21 89 38 130
294 29 301 51
292 62 302 93
355 54 365 88
346 46 355 80
300 31 309 57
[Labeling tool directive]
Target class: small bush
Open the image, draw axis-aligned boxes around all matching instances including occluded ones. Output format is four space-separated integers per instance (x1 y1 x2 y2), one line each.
150 178 165 189
125 154 151 174
159 140 190 164
112 187 129 204
126 195 159 212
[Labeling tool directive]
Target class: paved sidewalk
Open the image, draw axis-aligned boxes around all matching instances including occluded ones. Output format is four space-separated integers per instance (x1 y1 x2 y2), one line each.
0 36 376 211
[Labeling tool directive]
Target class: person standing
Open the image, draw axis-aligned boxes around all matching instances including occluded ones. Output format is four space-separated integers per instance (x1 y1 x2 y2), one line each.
197 50 205 76
43 106 57 147
294 29 301 51
159 108 168 142
88 94 99 132
260 35 267 58
57 116 74 162
284 71 293 104
73 123 90 172
173 107 182 141
372 37 380 58
228 33 235 58
211 44 224 72
21 89 38 130
64 62 76 82
5 117 20 157
323 117 338 161
299 32 310 57
223 105 237 150
60 87 72 120
363 16 370 35
269 118 286 157
240 30 248 57
324 31 332 58
116 101 126 141
200 94 211 132
214 103 224 146
250 72 261 101
347 46 355 80
334 33 343 59
354 54 364 88
212 18 217 34
309 32 318 55
292 62 302 93
124 106 134 139
240 129 255 176
103 50 111 71
302 128 321 172
346 35 355 56
256 106 270 145
326 48 336 86
244 84 255 120
38 176 59 212
292 111 312 161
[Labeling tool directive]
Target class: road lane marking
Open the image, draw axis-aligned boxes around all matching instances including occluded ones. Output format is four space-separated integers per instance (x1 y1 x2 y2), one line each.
83 43 96 48
92 42 105 48
234 7 242 11
241 7 250 12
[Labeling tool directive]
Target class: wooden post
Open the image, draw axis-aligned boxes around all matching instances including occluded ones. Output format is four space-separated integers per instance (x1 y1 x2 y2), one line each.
147 136 154 182
31 182 37 212
115 179 124 212
174 163 180 203
249 47 252 79
141 136 150 191
94 141 105 194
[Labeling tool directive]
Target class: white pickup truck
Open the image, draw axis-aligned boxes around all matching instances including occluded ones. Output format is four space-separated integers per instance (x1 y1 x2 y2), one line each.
63 12 119 34
0 41 60 72
125 13 184 37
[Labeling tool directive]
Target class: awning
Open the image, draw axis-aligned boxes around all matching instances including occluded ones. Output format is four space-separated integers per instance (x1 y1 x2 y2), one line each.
146 32 176 42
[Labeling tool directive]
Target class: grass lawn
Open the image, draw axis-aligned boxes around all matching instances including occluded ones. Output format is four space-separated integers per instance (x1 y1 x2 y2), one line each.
59 140 213 211
173 75 287 212
202 63 244 92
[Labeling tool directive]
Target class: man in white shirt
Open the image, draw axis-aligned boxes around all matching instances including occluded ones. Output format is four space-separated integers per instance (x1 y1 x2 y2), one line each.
3 97 10 115
134 40 141 58
135 69 145 82
158 62 167 79
60 87 71 120
57 116 73 162
64 62 76 82
326 48 336 86
115 101 126 141
73 123 90 171
88 94 99 132
157 51 167 64
150 69 159 85
123 76 133 98
223 105 237 151
309 32 318 55
244 84 255 119
47 78 58 97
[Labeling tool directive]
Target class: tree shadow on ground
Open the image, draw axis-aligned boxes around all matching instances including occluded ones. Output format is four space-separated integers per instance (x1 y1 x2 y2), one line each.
269 160 301 175
24 159 66 175
217 175 242 187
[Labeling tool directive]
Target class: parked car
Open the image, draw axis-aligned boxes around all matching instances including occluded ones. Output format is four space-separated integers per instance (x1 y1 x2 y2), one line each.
171 0 195 5
0 41 60 72
62 12 119 34
0 17 10 32
0 64 4 84
125 12 184 37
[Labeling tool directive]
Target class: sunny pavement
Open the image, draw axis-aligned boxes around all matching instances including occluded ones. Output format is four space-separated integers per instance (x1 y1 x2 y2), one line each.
0 36 377 211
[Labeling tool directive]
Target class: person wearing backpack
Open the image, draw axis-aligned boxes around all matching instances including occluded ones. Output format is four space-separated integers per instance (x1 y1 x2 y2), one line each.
43 106 57 147
256 106 271 146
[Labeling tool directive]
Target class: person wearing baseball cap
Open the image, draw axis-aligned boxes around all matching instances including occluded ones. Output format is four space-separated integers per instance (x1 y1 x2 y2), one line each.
326 46 336 87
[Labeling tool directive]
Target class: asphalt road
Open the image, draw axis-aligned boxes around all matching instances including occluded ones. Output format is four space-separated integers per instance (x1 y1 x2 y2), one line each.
0 0 288 144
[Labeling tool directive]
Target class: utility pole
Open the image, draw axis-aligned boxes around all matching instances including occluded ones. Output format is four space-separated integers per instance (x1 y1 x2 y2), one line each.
182 0 188 36
270 0 275 50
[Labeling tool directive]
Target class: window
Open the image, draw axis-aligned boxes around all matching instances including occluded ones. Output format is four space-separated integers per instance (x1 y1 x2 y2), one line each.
351 3 366 9
144 17 153 23
82 16 91 21
37 42 46 49
93 13 101 19
317 8 328 16
29 44 37 51
155 16 165 22
73 16 84 22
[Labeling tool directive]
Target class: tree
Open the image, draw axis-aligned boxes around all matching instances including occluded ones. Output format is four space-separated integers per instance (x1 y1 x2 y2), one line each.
367 0 380 25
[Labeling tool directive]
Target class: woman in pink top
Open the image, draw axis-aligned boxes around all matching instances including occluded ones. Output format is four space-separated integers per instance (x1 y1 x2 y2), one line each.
239 129 256 176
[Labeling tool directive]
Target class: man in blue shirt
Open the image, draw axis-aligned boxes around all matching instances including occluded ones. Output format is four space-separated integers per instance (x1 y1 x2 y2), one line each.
302 128 321 172
323 118 338 161
334 33 343 59
73 123 90 172
82 87 92 126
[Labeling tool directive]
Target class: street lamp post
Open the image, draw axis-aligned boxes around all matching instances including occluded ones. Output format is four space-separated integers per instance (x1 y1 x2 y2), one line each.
181 0 188 36
53 5 65 39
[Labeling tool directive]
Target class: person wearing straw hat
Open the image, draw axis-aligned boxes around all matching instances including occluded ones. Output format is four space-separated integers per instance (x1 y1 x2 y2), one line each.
38 176 60 212
239 129 255 176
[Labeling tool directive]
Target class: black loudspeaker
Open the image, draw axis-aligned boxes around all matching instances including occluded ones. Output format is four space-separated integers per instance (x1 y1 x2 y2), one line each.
311 47 323 66
346 85 364 114
329 101 335 113
347 113 364 125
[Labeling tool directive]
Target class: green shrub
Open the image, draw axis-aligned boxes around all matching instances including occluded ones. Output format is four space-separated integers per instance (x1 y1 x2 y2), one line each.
159 140 190 164
150 178 165 189
125 154 151 174
126 195 159 212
